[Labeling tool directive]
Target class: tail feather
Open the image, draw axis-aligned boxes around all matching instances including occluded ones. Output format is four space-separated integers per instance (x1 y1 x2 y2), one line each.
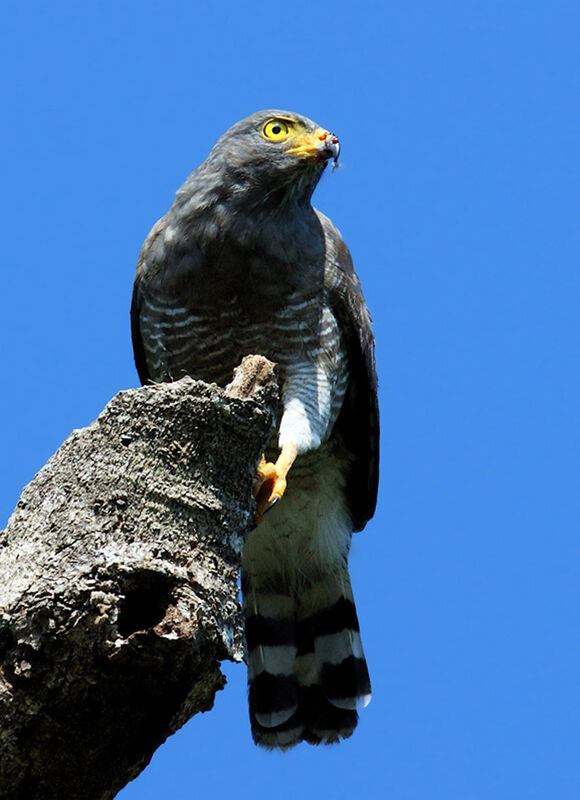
320 651 372 711
298 579 372 718
249 707 305 750
242 451 371 749
244 579 371 748
248 673 298 729
300 685 358 745
244 585 299 731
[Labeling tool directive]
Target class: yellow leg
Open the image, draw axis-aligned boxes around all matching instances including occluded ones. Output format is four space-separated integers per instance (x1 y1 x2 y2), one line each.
253 441 298 522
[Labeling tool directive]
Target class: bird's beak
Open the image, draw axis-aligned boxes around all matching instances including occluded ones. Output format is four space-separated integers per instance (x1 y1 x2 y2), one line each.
286 127 340 163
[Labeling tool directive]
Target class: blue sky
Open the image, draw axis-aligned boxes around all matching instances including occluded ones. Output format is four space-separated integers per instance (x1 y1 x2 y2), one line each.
1 2 578 798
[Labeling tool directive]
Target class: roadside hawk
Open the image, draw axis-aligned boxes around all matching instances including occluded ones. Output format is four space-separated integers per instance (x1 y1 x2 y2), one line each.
131 110 379 749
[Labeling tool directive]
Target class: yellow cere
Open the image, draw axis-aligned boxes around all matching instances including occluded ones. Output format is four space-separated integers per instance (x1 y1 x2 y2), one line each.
284 127 329 157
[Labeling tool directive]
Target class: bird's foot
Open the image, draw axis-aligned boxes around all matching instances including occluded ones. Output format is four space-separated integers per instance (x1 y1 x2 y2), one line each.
253 442 298 523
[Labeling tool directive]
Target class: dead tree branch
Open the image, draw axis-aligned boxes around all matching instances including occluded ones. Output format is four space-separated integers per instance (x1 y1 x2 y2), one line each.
0 355 278 800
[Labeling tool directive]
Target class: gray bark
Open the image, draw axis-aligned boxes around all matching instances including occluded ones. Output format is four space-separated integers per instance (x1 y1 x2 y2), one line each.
0 356 279 800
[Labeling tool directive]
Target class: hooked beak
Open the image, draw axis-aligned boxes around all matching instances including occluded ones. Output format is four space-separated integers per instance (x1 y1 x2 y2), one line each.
286 127 340 164
320 132 340 163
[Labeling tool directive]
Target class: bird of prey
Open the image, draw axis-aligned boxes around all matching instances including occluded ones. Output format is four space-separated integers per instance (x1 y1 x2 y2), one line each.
131 110 379 749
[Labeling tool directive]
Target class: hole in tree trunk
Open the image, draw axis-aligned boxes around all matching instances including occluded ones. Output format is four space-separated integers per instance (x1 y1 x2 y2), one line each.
117 571 174 638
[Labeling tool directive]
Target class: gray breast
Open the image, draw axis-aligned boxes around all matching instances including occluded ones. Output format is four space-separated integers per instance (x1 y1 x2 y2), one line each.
139 287 332 387
138 191 340 387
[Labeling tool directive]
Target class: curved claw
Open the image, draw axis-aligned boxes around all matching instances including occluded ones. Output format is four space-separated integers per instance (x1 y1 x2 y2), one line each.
267 496 280 512
253 442 298 523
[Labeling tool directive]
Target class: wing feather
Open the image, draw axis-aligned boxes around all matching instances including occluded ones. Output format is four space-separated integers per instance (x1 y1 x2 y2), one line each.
130 277 151 386
318 212 379 531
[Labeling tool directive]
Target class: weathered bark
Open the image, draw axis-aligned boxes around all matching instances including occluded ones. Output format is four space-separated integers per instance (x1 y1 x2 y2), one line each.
0 355 279 800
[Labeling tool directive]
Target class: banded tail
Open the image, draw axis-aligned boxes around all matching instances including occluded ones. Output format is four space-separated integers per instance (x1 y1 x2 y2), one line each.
243 571 371 749
242 457 371 749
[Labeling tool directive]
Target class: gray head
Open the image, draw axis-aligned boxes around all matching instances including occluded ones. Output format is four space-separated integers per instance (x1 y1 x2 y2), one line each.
201 110 340 207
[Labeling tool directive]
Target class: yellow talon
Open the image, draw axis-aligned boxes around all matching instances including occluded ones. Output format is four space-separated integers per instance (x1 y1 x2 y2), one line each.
253 442 298 522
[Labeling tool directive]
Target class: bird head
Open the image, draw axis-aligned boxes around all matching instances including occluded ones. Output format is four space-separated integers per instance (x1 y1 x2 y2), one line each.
207 110 340 206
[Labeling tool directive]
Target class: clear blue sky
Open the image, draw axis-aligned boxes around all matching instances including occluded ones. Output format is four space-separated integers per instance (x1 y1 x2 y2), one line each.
1 2 578 798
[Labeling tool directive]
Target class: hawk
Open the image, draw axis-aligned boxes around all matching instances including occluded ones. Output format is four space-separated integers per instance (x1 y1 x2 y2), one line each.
131 110 379 748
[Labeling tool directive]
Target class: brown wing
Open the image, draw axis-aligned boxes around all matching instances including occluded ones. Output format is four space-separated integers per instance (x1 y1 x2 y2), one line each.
319 213 379 532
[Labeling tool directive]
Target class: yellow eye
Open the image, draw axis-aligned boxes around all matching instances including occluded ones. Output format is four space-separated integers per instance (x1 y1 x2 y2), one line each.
262 119 292 141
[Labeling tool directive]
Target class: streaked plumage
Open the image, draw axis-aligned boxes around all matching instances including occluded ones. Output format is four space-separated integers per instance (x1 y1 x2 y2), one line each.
131 110 379 748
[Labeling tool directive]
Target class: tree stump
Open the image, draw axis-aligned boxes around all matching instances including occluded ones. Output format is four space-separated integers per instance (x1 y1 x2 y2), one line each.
0 356 278 800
